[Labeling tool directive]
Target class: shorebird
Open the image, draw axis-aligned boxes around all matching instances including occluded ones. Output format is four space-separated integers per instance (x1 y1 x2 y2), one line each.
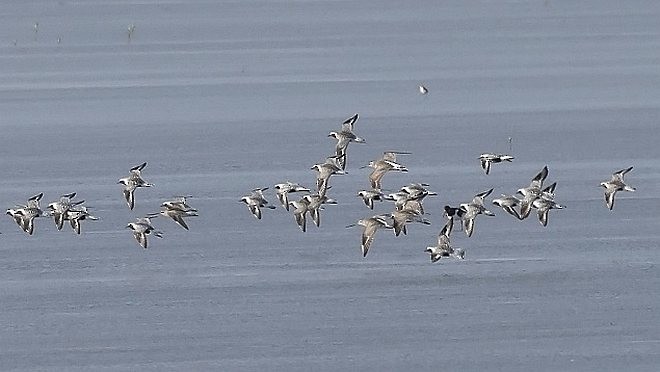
328 113 364 170
303 193 337 228
357 189 385 209
311 155 346 196
346 214 394 257
492 194 522 220
6 193 44 235
391 208 431 237
444 205 466 231
479 153 514 175
289 197 310 232
533 196 565 227
151 206 198 230
384 191 426 214
66 206 99 234
364 151 410 191
274 182 310 210
118 162 153 210
460 188 496 237
400 183 437 201
126 217 163 249
419 85 428 95
240 187 276 220
600 167 635 210
425 218 465 263
517 166 549 220
161 196 194 212
46 192 85 230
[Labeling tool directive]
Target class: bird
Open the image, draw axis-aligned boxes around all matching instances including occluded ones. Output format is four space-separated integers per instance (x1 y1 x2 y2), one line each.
517 166 549 219
460 188 496 237
160 196 194 212
328 113 364 170
479 153 514 175
492 194 522 220
6 193 44 235
364 151 410 191
289 197 311 232
419 85 428 95
533 196 565 227
46 192 85 230
118 162 153 210
357 189 385 209
66 206 99 234
600 167 635 210
126 217 163 249
274 182 310 210
443 205 466 231
391 208 431 237
383 191 426 215
311 155 347 196
302 193 337 228
346 214 394 257
240 187 276 220
425 218 465 263
151 206 198 230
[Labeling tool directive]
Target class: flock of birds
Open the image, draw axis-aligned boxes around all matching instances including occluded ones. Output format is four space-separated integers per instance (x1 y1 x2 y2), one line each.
238 113 637 262
4 113 636 258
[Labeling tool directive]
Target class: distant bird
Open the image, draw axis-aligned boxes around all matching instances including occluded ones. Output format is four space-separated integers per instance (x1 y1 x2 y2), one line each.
240 187 276 220
479 153 514 175
118 162 153 210
46 192 84 230
357 189 385 210
126 217 163 249
66 206 99 234
364 151 410 190
127 24 136 41
6 193 44 235
161 196 194 212
425 218 465 263
600 166 636 210
328 113 364 170
492 194 522 220
391 208 431 237
517 165 549 219
311 155 346 196
303 193 337 228
419 85 428 95
346 214 394 257
151 206 198 230
274 182 310 210
289 197 311 232
460 188 496 237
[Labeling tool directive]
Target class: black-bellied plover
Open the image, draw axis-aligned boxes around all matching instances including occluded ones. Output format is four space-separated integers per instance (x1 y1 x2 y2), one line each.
600 167 635 210
118 162 153 210
151 205 198 230
274 182 311 210
311 155 346 197
460 188 495 237
240 187 276 220
289 196 310 232
346 214 394 257
357 189 385 210
425 218 465 263
6 193 44 235
391 208 431 237
126 217 163 249
492 194 522 220
328 113 364 170
161 196 194 212
533 196 565 227
303 193 337 228
46 192 85 230
517 165 549 219
364 151 410 191
479 153 514 175
66 206 99 234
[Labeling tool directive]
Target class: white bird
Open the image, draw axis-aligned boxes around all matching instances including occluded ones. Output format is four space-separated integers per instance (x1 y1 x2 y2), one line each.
118 162 153 210
126 217 163 249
